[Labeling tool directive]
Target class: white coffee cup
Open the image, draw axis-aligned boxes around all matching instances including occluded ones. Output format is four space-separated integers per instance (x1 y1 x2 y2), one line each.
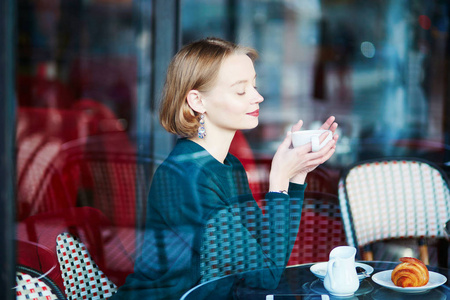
291 129 332 152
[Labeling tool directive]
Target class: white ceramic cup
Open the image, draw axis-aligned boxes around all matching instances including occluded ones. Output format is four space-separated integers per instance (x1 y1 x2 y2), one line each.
291 129 332 152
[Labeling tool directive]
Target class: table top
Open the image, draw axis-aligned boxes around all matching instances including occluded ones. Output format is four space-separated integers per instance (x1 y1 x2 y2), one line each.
181 261 450 300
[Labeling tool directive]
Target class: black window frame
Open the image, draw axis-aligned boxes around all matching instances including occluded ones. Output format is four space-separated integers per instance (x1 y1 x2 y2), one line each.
0 0 17 298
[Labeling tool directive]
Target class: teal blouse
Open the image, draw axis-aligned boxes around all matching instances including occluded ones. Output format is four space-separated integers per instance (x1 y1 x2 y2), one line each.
111 139 305 300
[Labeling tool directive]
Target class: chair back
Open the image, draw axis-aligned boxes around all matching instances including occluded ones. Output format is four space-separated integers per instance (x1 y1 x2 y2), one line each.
339 159 450 250
199 194 301 283
16 103 128 220
16 240 61 291
56 232 117 300
16 107 91 220
288 192 347 265
200 207 266 282
16 264 66 300
58 133 158 229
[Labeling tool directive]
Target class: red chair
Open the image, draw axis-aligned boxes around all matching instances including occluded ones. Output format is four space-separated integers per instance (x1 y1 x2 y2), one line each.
72 98 127 133
16 101 129 221
16 206 134 290
288 192 348 265
51 133 156 284
305 166 337 194
16 240 60 286
16 71 76 109
16 107 96 220
16 264 66 300
57 133 141 227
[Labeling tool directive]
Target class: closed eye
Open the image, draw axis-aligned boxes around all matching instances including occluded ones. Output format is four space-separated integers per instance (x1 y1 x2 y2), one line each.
238 86 257 96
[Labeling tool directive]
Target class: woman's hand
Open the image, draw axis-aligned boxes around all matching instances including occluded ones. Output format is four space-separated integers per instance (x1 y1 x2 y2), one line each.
269 116 339 190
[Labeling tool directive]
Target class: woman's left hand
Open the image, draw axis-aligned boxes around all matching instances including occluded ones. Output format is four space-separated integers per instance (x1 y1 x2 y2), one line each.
269 116 339 190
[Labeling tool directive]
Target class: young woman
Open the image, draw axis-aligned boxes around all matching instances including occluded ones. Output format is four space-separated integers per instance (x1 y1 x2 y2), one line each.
111 37 338 300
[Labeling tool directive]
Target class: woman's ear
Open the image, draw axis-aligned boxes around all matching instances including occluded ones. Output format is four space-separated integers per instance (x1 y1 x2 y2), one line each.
186 90 205 114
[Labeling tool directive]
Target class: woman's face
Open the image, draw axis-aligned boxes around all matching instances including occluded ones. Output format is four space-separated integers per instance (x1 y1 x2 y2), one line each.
201 53 264 134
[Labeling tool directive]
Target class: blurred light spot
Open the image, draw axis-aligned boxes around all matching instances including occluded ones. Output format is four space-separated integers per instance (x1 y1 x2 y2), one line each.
360 41 376 58
402 248 414 257
418 15 431 30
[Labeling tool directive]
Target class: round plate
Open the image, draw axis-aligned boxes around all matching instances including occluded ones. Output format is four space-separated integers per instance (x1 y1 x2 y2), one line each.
310 262 374 281
371 270 447 293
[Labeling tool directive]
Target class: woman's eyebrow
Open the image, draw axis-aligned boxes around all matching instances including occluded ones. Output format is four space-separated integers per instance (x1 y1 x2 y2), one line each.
230 75 257 88
230 80 247 87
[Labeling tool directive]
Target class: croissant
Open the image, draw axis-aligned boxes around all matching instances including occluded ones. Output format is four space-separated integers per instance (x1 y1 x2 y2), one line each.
391 257 429 287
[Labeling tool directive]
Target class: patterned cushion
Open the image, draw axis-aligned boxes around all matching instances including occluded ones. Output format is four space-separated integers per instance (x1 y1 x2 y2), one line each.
16 271 60 300
56 233 117 300
339 159 450 248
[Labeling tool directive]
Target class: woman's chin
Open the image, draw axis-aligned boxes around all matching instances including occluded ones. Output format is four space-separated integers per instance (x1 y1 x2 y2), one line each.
244 120 259 130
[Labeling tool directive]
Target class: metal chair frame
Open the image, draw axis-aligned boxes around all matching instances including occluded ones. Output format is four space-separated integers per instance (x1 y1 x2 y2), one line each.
16 264 67 300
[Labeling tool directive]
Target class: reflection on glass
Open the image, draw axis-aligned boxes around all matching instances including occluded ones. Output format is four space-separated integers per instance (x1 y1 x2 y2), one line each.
111 36 325 300
182 0 449 169
15 0 148 295
12 0 450 299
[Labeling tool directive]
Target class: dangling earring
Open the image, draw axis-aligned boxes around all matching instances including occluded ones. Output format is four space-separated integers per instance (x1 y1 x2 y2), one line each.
198 114 206 139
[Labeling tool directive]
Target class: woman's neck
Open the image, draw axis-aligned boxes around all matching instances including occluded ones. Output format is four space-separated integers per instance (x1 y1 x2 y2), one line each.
189 130 235 164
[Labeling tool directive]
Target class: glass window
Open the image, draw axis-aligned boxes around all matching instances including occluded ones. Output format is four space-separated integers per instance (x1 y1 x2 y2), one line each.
8 0 450 298
181 0 450 267
183 0 450 174
15 0 156 292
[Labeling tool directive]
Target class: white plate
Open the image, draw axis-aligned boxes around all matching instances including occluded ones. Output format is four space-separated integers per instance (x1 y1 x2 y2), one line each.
371 270 447 293
310 262 374 282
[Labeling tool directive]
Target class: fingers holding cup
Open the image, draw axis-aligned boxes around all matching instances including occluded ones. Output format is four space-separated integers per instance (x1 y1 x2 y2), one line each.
292 130 333 152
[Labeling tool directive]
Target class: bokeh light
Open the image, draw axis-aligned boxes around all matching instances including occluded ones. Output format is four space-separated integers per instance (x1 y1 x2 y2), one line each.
418 15 431 30
360 41 376 58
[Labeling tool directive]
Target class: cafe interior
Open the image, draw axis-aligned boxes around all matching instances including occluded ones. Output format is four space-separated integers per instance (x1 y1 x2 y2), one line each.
1 0 450 299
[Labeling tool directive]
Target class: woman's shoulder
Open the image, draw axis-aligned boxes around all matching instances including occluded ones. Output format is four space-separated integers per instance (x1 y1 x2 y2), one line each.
160 139 216 174
226 152 245 167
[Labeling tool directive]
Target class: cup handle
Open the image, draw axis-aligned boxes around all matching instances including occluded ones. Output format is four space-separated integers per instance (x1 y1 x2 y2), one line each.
314 131 332 152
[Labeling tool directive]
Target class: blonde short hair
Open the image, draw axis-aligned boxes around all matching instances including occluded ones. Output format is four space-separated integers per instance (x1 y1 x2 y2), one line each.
159 37 258 137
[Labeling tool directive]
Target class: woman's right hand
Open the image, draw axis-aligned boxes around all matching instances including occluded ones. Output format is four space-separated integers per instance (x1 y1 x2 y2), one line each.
269 118 338 191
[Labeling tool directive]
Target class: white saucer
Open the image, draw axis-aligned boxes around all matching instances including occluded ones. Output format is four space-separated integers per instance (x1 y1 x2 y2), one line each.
371 270 447 293
310 262 374 282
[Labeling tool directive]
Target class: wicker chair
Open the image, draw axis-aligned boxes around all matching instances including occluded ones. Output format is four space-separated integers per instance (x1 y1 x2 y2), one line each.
199 194 302 284
56 232 117 300
339 158 450 265
16 264 66 300
288 192 347 265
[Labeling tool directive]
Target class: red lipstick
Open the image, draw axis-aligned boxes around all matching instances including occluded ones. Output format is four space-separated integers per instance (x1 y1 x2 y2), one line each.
247 109 259 117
